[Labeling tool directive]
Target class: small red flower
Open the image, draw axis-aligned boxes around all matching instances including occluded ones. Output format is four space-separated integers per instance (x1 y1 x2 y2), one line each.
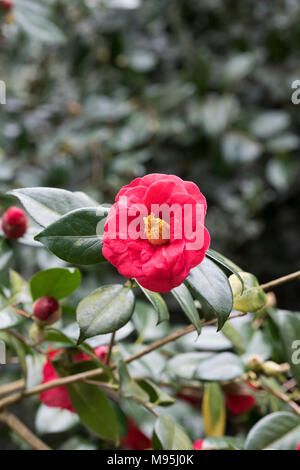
1 206 28 239
193 439 204 450
103 174 210 292
39 346 108 412
121 419 152 450
297 443 300 450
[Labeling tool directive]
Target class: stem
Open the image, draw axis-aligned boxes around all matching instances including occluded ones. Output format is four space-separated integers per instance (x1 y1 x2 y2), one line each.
260 383 300 417
124 312 246 366
7 329 46 355
260 271 300 290
0 379 25 397
105 331 116 365
0 411 51 450
0 312 245 411
12 307 31 319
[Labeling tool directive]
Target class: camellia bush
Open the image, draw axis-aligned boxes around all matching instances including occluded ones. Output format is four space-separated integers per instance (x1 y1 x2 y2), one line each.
0 174 300 451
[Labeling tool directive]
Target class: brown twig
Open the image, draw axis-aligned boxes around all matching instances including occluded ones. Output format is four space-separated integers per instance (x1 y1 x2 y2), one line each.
261 383 300 417
260 271 300 290
0 312 247 411
7 329 46 355
105 331 116 365
12 307 31 319
0 379 25 397
0 411 51 450
123 312 246 365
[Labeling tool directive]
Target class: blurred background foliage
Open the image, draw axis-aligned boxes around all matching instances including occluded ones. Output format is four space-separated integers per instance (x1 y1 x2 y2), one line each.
0 0 300 305
0 0 300 451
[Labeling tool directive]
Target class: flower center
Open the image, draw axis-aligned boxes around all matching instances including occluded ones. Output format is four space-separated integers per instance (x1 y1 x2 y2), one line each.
143 213 170 246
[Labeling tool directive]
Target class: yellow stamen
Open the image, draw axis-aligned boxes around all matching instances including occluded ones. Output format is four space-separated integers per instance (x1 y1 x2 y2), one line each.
143 213 170 246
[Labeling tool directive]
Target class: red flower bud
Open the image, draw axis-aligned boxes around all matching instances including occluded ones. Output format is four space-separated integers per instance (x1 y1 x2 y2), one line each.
33 296 61 325
1 206 28 239
0 0 13 11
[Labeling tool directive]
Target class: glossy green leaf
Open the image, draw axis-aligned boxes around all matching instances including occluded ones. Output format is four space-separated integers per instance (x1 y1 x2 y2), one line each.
35 207 108 265
172 284 201 334
138 283 169 324
245 412 300 450
221 321 246 354
132 300 170 343
194 352 245 381
166 352 212 379
153 415 193 450
118 361 149 403
30 267 81 300
67 382 119 444
0 296 23 330
8 187 99 227
77 284 135 343
185 257 233 330
138 379 175 406
206 249 244 291
0 238 13 270
269 309 300 388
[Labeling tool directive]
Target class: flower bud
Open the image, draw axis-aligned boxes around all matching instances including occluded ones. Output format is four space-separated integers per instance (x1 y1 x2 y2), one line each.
247 354 264 372
0 0 13 11
262 361 289 376
1 206 28 240
229 272 267 313
33 296 61 326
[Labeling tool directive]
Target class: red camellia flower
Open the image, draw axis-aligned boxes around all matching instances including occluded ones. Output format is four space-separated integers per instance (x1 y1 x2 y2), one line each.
102 174 210 292
193 439 204 450
40 346 107 412
121 419 152 450
297 443 300 450
225 392 256 415
1 206 28 239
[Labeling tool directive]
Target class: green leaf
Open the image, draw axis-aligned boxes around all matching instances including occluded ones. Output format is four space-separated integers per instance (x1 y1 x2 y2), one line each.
132 300 170 344
0 238 13 270
0 296 23 330
14 0 66 44
185 257 233 330
194 352 245 381
138 379 175 407
153 415 193 450
269 309 300 388
229 272 267 313
30 267 81 301
137 283 169 324
206 249 244 291
118 361 149 403
245 411 300 450
8 187 99 227
166 352 212 379
202 382 226 437
35 207 108 265
67 382 119 444
172 284 202 334
221 321 246 354
77 284 135 343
